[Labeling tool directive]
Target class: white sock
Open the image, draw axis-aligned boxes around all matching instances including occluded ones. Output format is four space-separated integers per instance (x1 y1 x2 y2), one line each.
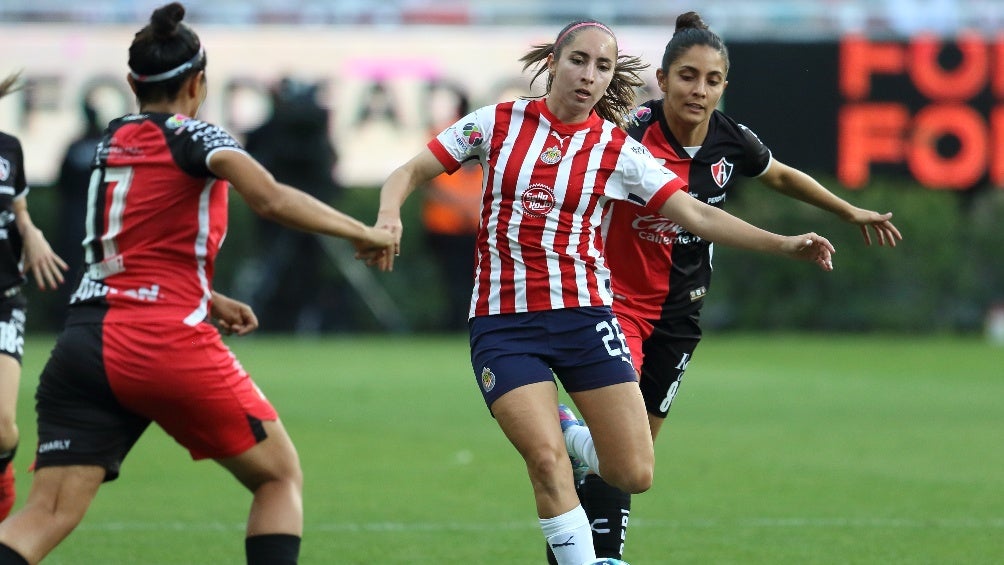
565 424 601 476
540 505 596 565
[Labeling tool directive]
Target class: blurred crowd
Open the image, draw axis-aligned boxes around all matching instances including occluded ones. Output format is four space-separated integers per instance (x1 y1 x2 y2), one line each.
2 0 1003 38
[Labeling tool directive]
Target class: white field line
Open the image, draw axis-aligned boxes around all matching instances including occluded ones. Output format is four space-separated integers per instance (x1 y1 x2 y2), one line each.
77 517 1004 533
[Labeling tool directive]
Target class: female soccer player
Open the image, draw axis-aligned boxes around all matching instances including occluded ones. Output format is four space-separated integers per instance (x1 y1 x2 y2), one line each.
0 72 68 522
369 18 835 565
0 4 394 564
561 12 903 561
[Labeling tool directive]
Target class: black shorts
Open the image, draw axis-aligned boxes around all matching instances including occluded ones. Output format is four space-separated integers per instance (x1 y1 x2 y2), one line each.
0 290 27 364
638 313 702 418
34 322 150 481
469 306 638 409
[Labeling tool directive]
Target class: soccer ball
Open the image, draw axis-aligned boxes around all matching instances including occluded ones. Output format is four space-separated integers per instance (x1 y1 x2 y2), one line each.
582 560 630 565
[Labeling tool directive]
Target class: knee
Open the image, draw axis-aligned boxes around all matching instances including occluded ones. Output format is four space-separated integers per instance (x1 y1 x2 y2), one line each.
602 458 653 494
522 445 568 490
0 417 17 451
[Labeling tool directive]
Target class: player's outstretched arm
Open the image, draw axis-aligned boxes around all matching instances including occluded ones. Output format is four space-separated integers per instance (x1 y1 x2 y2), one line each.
658 189 835 271
759 159 902 247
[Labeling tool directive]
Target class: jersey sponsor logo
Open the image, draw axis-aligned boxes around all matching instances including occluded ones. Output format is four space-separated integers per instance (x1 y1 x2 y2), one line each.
69 276 114 304
521 184 555 217
460 123 484 148
480 366 496 392
710 156 734 188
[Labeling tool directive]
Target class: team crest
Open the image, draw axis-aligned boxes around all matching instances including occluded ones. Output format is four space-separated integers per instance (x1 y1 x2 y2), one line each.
540 146 562 165
633 106 652 122
521 184 556 217
480 366 496 392
0 156 9 182
710 156 734 188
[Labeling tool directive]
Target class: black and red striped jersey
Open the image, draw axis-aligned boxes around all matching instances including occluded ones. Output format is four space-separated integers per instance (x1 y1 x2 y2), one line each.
71 112 246 325
605 100 772 321
0 132 27 292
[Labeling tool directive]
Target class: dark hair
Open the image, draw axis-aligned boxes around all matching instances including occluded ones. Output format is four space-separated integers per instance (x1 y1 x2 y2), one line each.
0 71 22 100
662 12 729 75
520 19 648 129
128 2 205 104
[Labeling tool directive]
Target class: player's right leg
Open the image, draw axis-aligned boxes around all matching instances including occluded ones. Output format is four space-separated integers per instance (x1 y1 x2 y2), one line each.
0 465 105 564
216 419 303 565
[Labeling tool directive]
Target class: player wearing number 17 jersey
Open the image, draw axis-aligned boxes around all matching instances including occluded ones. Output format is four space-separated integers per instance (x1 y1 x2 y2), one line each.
0 4 395 564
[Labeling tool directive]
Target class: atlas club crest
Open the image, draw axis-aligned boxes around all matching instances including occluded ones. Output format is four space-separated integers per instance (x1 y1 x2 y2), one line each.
710 156 734 188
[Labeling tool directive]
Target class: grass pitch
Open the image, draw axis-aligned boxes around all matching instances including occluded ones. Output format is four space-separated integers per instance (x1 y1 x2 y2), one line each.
12 333 1004 564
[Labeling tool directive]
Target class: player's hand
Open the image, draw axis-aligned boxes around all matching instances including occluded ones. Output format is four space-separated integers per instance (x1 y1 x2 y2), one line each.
21 227 69 291
358 210 403 272
782 233 835 271
844 208 902 247
210 292 258 336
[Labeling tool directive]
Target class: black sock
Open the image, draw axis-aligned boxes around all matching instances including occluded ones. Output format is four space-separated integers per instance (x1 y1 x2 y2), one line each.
245 533 300 565
0 445 15 473
0 543 29 565
579 474 632 559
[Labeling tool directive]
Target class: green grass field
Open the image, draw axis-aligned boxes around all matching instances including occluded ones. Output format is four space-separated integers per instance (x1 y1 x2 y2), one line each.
10 333 1004 564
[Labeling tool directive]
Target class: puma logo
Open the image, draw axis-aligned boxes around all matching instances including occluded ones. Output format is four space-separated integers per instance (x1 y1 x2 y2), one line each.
550 535 575 548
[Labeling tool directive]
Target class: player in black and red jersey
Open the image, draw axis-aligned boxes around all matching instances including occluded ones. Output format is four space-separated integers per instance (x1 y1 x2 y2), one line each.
553 11 903 561
0 71 69 522
0 4 394 564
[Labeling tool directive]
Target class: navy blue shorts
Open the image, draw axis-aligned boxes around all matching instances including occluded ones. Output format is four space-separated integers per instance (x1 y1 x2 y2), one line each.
469 306 638 409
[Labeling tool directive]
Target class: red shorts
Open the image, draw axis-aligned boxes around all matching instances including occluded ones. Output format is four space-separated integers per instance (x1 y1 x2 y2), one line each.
611 307 654 375
35 308 277 480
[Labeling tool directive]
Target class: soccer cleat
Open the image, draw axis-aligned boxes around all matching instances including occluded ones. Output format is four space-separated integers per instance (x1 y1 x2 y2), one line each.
0 464 14 520
557 404 590 483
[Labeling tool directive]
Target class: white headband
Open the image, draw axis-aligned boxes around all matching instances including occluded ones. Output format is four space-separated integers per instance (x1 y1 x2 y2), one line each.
130 45 205 83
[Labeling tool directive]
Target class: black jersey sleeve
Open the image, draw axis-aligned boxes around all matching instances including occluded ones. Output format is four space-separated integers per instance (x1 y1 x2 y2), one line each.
163 115 245 178
734 122 772 177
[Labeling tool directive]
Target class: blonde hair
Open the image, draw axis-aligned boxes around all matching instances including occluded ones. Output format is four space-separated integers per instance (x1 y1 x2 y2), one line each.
519 19 648 130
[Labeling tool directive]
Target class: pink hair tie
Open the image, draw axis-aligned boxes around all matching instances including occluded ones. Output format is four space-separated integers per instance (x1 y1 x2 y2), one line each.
555 21 615 48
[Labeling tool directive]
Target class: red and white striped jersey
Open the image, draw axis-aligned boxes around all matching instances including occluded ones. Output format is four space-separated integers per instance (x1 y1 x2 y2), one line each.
428 98 686 318
71 113 246 325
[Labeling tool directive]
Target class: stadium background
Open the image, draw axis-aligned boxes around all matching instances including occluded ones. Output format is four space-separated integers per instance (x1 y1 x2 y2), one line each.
0 0 1001 337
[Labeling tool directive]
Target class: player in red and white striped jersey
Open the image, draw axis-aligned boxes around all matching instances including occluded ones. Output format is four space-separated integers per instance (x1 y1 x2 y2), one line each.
368 18 835 565
0 4 394 565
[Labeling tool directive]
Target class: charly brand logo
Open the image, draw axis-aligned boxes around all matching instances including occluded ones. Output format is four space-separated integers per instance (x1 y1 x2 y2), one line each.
521 184 556 217
710 156 734 188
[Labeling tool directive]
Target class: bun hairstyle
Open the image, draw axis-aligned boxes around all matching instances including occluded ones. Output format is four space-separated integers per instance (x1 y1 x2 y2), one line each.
661 11 729 75
519 19 648 130
128 2 206 104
